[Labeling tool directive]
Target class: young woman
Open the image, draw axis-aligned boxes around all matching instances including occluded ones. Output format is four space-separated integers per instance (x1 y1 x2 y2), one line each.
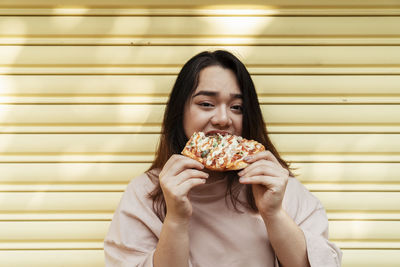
104 50 342 267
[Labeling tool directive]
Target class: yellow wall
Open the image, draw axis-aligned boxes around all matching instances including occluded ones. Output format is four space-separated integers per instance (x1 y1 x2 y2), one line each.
0 0 399 266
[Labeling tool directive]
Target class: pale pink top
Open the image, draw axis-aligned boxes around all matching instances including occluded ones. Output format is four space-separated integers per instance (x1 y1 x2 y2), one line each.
104 172 342 266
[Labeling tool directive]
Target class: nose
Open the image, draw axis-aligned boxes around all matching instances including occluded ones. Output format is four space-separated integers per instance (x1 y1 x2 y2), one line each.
211 105 231 127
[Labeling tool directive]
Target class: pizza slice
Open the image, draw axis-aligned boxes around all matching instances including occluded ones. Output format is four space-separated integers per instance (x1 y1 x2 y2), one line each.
181 132 265 171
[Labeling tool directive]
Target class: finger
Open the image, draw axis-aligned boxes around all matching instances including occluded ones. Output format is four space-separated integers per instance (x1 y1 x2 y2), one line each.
238 160 277 177
245 150 281 166
239 175 281 188
160 170 207 197
159 154 179 178
161 166 208 189
160 154 195 177
240 164 284 179
175 178 207 197
174 169 209 186
161 155 204 179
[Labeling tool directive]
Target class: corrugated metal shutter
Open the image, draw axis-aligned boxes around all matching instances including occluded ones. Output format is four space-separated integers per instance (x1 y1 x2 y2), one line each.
0 0 399 266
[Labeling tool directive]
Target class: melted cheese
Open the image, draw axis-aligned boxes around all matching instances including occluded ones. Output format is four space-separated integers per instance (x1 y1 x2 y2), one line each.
184 131 264 170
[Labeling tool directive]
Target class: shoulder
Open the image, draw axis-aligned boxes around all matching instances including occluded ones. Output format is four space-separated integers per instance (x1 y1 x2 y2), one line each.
119 171 160 211
106 171 163 244
286 177 311 194
283 177 324 222
127 172 156 189
126 169 159 195
285 177 319 203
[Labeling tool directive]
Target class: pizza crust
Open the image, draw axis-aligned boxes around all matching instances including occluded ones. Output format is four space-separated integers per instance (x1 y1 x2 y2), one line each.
228 160 249 171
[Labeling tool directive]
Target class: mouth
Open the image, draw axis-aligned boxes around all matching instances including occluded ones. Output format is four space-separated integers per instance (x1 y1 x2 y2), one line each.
205 131 230 136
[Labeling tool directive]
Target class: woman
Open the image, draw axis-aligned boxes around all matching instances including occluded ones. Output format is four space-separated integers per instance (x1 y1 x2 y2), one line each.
104 50 342 266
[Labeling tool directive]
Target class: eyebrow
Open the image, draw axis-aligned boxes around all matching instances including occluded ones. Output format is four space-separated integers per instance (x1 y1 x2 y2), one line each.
192 90 243 99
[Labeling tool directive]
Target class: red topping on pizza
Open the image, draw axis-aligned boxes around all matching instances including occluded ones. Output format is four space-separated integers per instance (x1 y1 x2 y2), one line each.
181 132 265 171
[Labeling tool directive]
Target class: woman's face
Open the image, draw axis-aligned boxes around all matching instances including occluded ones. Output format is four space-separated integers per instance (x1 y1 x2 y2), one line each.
183 65 243 139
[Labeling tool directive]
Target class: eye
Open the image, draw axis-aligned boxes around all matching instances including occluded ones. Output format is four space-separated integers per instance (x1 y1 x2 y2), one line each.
231 105 243 112
198 102 214 107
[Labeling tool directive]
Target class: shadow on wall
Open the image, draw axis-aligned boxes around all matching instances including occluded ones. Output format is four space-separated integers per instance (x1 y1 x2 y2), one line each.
0 8 277 187
0 7 274 244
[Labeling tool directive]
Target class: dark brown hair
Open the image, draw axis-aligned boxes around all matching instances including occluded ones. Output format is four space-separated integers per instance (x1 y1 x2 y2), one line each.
146 50 292 221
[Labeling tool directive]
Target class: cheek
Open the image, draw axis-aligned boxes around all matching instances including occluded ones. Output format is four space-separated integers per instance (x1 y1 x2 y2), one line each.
183 106 203 135
184 107 210 130
189 109 208 126
183 107 193 135
232 114 243 135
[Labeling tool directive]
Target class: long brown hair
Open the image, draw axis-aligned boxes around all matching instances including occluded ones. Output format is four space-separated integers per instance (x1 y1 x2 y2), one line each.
146 50 293 221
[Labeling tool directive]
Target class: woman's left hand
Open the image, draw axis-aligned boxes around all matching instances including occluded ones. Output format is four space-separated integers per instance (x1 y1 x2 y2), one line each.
238 151 290 219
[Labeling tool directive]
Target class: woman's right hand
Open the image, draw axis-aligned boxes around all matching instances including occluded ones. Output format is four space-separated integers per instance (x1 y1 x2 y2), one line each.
159 154 209 224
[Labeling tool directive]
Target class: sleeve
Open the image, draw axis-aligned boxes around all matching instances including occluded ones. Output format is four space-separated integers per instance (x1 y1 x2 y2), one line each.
104 176 162 267
283 178 342 267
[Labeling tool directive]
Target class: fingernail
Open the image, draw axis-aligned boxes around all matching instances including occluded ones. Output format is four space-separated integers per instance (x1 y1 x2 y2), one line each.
238 171 243 176
244 156 253 162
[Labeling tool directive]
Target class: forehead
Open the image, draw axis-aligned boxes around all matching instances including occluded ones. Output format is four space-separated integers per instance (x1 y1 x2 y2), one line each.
194 65 241 94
